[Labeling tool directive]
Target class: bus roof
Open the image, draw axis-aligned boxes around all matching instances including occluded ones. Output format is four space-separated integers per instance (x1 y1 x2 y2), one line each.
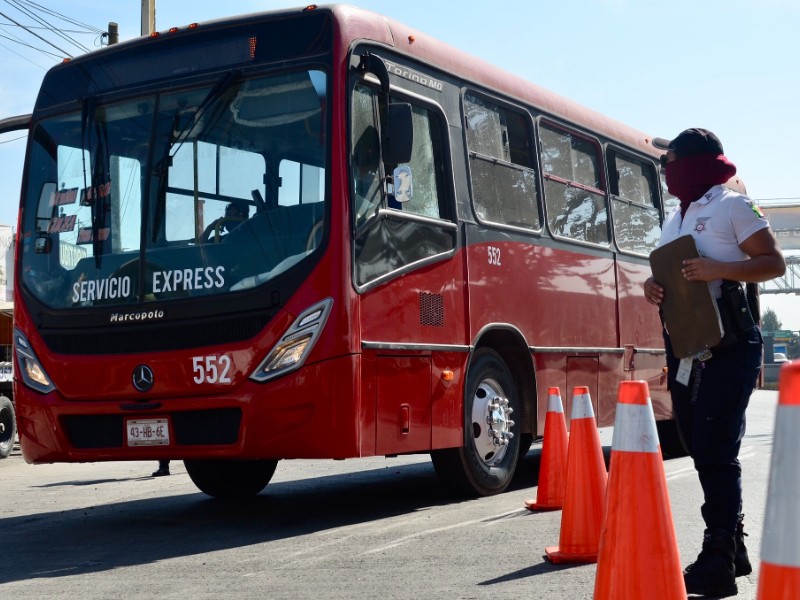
43 4 660 158
324 4 661 158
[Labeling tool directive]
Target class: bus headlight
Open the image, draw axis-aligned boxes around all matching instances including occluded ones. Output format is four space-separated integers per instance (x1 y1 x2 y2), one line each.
14 328 56 394
250 298 333 383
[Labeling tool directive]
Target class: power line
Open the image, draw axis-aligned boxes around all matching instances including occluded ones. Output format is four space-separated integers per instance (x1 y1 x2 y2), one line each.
0 38 47 68
0 9 72 57
0 133 28 143
0 0 111 64
0 21 92 34
15 0 104 34
5 0 90 53
0 29 64 59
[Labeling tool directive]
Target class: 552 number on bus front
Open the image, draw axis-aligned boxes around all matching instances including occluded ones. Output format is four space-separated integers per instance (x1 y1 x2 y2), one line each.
192 355 233 384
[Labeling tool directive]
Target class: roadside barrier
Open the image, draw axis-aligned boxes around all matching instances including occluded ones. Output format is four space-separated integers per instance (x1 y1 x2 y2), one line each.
544 386 607 564
594 380 685 599
757 361 800 599
524 387 568 511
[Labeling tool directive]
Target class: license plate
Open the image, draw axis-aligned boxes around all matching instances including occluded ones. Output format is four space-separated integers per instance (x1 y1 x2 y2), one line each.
126 418 170 446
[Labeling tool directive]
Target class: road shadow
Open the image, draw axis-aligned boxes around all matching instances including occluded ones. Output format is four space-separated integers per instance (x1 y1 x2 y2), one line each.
0 449 545 585
0 445 620 586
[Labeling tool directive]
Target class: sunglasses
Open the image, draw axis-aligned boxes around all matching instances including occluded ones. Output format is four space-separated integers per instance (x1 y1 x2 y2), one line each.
659 154 669 168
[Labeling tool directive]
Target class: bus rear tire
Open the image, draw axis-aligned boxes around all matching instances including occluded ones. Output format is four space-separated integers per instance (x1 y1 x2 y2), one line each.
184 458 278 498
431 348 521 497
0 396 16 459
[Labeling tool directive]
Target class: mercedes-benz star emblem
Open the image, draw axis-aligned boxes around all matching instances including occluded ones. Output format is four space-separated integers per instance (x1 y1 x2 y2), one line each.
132 365 154 393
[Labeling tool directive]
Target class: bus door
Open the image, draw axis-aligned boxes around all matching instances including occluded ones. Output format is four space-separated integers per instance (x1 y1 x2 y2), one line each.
606 148 668 407
350 66 462 456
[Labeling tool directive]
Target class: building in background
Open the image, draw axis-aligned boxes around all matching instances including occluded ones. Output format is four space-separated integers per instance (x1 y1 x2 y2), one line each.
0 224 13 364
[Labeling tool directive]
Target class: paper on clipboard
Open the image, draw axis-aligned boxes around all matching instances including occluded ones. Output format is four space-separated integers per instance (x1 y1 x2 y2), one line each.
648 235 723 358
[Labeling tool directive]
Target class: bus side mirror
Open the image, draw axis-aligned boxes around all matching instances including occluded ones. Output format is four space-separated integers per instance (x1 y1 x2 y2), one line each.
383 103 413 166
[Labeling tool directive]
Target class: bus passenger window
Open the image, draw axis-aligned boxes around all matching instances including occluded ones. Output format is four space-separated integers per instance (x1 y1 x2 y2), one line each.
351 81 454 287
352 85 382 227
540 124 608 245
608 151 661 256
351 84 447 225
392 105 445 220
464 93 540 230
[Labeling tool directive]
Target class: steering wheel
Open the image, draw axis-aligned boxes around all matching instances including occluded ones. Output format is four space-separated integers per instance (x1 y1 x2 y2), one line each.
202 217 245 244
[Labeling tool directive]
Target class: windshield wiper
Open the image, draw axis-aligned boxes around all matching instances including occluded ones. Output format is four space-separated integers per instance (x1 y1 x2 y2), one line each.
173 69 240 158
152 70 241 242
79 96 112 270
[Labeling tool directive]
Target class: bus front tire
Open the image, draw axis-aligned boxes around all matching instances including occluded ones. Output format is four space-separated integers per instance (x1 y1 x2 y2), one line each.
431 348 521 497
0 396 16 459
183 458 278 498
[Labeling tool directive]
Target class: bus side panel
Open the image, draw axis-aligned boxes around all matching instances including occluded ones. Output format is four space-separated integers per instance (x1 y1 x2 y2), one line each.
532 354 567 437
616 259 664 349
360 349 465 453
374 355 431 454
430 351 465 449
536 353 619 430
565 356 599 424
465 237 618 349
360 254 467 453
359 258 467 347
465 232 617 419
616 258 670 419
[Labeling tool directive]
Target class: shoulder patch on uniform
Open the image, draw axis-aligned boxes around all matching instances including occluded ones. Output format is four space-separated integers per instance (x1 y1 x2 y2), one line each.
746 200 764 218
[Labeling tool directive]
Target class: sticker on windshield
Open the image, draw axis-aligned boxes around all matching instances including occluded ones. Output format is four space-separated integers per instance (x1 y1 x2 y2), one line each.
77 227 110 244
48 215 77 233
393 166 413 203
81 182 111 206
49 187 79 207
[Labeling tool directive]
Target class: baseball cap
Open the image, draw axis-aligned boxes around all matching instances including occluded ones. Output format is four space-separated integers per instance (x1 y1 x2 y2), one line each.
651 128 724 157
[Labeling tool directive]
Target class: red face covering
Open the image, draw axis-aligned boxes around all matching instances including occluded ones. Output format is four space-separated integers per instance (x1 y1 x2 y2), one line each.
665 153 737 216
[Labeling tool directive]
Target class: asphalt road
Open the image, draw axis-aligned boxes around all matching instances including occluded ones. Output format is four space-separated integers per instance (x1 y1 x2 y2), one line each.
0 390 778 599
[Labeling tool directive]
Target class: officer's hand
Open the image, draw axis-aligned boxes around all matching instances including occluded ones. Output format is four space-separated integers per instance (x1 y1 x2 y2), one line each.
644 276 664 306
681 257 721 282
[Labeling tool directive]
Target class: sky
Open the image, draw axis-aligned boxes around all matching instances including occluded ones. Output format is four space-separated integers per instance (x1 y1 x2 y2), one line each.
0 0 798 328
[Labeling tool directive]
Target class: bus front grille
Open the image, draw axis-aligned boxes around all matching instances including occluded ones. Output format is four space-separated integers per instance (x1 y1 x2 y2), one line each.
41 314 270 355
61 408 242 449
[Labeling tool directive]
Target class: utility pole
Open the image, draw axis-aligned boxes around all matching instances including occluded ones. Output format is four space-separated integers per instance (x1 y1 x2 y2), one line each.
141 0 155 36
107 22 118 45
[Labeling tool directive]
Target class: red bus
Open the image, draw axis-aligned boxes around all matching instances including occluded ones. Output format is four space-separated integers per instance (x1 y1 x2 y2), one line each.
4 4 711 497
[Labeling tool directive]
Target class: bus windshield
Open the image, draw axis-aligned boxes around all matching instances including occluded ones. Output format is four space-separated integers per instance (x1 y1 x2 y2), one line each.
20 68 327 308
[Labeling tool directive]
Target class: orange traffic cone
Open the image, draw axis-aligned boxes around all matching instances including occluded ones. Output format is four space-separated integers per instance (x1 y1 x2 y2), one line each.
525 387 568 511
757 361 800 599
594 380 685 599
544 386 607 564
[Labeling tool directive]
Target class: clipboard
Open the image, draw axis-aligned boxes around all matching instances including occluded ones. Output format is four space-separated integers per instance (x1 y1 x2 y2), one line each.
649 235 723 358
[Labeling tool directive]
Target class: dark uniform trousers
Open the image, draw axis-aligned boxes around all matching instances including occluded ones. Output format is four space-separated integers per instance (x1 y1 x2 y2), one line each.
664 326 762 535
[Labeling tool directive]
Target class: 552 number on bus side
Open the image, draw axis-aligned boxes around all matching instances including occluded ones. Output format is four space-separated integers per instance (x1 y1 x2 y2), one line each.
487 246 502 266
192 355 233 384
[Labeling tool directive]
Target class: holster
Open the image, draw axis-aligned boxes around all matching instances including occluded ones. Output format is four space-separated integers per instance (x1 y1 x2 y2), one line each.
715 280 757 348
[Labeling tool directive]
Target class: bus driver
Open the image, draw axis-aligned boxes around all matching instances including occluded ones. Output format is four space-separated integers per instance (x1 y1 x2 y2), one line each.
200 201 250 244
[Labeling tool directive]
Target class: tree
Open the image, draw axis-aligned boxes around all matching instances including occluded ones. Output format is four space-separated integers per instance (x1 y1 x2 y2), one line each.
788 338 799 360
761 307 782 333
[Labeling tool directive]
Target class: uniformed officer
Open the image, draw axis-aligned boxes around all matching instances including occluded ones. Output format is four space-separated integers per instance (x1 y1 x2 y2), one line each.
644 128 785 597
